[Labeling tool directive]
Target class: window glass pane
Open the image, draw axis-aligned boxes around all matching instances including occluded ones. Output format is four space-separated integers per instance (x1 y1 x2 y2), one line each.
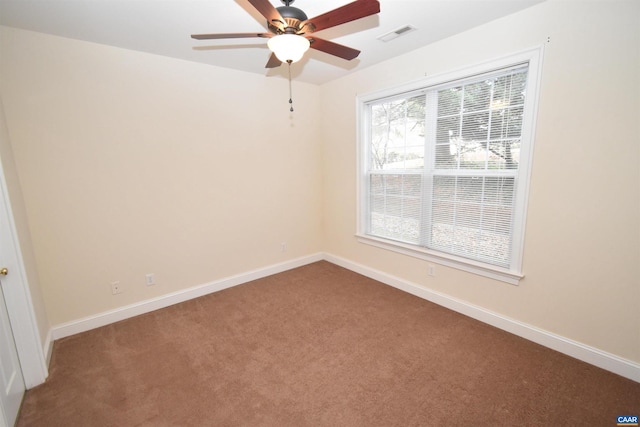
455 202 482 228
458 141 487 170
436 116 459 145
429 175 514 266
370 95 426 171
367 173 422 244
403 174 422 197
433 175 456 200
461 111 489 141
487 140 520 170
435 144 457 169
438 87 462 116
370 174 384 194
483 177 515 206
385 195 403 216
493 71 527 108
506 107 525 138
463 80 492 112
385 174 402 195
370 194 385 213
431 223 452 249
456 177 483 202
490 106 524 141
482 206 513 234
370 213 421 244
432 200 454 225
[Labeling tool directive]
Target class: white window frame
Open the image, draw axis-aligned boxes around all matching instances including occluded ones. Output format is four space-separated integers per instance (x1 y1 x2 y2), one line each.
356 47 544 285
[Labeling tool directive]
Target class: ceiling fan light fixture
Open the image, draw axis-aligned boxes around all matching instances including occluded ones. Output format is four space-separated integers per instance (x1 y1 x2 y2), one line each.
267 34 310 63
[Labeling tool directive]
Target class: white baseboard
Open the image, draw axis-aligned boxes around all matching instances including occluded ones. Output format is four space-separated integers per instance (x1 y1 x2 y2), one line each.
49 251 639 383
324 253 640 383
51 253 324 340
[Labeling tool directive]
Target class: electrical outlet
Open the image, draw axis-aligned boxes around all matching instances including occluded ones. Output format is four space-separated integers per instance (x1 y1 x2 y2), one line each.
111 281 123 295
145 273 156 286
281 242 287 253
427 264 436 277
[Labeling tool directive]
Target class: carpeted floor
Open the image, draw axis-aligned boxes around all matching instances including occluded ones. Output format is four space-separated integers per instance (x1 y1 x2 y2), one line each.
17 261 640 426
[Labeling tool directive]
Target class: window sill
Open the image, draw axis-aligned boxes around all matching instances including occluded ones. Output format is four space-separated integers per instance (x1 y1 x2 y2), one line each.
356 234 524 285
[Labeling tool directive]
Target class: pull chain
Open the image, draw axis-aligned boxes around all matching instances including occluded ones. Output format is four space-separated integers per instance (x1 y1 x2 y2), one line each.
287 59 294 112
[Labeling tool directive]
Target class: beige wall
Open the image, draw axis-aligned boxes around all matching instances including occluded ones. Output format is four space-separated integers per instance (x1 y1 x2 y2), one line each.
320 0 640 363
0 27 323 325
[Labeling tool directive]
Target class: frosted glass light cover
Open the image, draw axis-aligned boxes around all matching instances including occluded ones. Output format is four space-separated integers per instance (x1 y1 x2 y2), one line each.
267 34 310 63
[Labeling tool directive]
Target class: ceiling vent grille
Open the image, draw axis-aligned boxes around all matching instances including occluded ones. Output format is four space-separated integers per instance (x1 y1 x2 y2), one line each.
377 25 417 42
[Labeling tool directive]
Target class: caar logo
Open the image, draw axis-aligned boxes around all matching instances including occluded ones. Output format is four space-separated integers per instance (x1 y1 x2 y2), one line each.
617 415 639 426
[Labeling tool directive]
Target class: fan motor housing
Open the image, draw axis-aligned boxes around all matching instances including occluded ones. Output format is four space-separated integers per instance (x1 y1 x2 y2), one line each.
269 6 311 34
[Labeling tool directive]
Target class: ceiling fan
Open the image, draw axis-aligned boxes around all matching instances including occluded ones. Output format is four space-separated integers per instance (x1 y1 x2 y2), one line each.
191 0 381 68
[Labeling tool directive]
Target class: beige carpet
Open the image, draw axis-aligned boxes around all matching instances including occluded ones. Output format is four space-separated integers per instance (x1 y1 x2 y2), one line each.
17 261 640 426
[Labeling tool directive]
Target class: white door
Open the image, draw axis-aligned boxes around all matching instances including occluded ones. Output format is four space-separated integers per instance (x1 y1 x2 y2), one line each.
0 275 25 427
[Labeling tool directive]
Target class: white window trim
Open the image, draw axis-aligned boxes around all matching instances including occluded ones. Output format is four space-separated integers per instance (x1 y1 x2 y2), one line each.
355 46 544 285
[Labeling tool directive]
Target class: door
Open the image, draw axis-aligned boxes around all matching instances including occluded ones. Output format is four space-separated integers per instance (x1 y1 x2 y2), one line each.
0 273 25 427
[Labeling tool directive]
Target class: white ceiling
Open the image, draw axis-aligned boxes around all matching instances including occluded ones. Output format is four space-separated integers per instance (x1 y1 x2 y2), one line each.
0 0 544 85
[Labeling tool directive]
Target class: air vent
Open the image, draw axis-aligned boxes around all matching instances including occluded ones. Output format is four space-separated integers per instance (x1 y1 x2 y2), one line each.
377 25 417 42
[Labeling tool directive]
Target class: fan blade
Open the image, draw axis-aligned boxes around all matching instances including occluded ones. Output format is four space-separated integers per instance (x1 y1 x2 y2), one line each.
309 37 360 61
191 33 270 40
265 53 282 68
300 0 380 34
247 0 285 28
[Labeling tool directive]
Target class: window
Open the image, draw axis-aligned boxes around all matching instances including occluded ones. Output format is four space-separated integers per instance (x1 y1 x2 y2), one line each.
357 48 542 284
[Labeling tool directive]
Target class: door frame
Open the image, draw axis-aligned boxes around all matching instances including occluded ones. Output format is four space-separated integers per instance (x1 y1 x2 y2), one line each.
0 105 48 389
